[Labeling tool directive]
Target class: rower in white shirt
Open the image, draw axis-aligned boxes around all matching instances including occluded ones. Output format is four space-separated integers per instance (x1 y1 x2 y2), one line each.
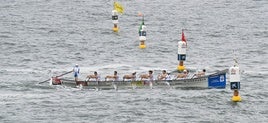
105 71 119 81
86 71 101 81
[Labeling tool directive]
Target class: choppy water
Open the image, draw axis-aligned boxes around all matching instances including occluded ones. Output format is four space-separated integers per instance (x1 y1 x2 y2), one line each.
0 0 267 122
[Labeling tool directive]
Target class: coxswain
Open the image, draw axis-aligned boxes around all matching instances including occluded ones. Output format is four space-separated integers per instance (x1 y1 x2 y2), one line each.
73 64 80 82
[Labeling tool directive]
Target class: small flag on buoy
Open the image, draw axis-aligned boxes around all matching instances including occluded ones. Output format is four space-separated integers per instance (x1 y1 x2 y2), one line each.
182 30 186 42
138 11 143 16
114 2 124 14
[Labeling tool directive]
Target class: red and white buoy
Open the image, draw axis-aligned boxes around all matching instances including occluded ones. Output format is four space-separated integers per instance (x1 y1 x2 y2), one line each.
177 30 187 71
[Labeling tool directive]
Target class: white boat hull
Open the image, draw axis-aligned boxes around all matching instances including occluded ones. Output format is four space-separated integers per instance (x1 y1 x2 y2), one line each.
55 70 227 90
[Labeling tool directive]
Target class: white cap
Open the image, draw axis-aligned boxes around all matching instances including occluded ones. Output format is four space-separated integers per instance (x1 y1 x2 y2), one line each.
75 64 78 66
183 70 187 72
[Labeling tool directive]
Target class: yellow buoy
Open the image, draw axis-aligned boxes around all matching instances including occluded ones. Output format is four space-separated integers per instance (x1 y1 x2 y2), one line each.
232 90 241 102
177 65 185 71
139 44 146 49
113 27 119 32
232 95 242 102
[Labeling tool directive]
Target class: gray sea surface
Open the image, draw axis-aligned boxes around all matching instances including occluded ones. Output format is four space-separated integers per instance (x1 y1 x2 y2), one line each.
0 0 267 122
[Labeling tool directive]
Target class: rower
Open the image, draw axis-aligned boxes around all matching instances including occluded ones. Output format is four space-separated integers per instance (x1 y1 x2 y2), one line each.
139 70 154 89
140 70 153 82
157 70 168 80
123 72 136 81
86 71 100 81
193 69 206 78
176 69 188 79
199 69 206 76
166 73 172 82
105 71 119 81
52 76 62 85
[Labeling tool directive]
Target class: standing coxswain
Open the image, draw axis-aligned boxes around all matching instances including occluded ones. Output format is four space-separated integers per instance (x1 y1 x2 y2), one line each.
73 64 80 82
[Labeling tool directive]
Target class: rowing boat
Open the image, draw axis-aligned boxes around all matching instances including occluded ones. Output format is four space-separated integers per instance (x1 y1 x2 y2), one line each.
50 69 227 90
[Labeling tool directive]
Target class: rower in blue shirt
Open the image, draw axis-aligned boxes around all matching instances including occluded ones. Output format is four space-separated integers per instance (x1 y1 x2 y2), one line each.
73 64 80 81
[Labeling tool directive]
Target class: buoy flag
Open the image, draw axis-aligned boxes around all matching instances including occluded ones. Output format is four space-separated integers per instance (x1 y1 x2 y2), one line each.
138 11 143 16
182 30 186 42
114 2 124 14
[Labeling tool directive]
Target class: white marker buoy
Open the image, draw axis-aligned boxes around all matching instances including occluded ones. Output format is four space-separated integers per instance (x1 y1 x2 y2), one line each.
112 10 119 32
139 25 146 49
229 63 242 102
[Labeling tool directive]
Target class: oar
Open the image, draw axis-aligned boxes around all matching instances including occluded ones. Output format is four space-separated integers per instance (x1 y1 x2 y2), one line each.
38 78 52 84
191 74 196 79
56 70 73 77
38 70 73 84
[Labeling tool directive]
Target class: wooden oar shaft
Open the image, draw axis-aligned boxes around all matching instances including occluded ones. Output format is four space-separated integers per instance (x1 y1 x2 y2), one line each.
38 70 73 84
38 78 51 84
56 71 73 77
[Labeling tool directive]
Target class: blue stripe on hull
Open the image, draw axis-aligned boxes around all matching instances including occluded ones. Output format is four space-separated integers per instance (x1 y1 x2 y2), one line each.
208 73 226 88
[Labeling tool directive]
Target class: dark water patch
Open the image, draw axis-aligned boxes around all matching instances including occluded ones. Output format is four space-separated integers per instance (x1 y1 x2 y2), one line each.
0 34 13 38
1 41 17 47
